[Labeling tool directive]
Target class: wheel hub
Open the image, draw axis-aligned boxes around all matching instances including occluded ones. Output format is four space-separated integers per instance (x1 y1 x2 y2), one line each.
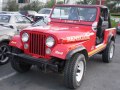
76 61 84 82
110 45 114 59
0 45 9 62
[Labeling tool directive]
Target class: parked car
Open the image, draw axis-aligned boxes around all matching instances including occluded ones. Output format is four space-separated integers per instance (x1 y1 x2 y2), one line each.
0 11 9 14
19 10 37 19
8 5 116 89
0 14 33 30
117 21 120 34
0 15 46 65
34 8 52 22
0 25 18 65
31 17 49 27
8 11 21 15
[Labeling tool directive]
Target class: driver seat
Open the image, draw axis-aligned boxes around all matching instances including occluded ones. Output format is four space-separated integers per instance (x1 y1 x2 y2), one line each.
96 16 104 44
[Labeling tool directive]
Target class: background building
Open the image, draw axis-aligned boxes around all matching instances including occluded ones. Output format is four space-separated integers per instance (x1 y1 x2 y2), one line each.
0 0 10 11
0 0 106 11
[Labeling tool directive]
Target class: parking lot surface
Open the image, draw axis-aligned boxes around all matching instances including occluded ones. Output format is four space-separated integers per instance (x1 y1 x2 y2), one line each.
0 35 120 90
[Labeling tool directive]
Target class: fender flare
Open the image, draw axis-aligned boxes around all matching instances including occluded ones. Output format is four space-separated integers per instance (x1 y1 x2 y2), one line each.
66 46 88 60
107 35 115 44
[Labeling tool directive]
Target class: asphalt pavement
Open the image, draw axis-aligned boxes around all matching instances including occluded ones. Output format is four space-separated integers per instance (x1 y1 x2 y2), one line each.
0 35 120 90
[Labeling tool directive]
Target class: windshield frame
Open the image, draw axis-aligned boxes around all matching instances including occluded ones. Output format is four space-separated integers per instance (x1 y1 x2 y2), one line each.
50 5 98 24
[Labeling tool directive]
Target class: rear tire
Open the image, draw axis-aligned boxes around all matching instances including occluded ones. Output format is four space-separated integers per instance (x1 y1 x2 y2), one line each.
11 48 32 73
64 53 86 89
102 41 115 63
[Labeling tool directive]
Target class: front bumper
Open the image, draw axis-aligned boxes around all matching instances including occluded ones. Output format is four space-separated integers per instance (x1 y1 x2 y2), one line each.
7 52 58 72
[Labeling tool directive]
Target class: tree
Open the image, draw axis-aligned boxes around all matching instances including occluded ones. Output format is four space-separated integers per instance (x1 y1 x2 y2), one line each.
44 0 55 8
3 0 19 11
21 1 44 11
84 0 96 4
57 1 64 4
105 0 120 13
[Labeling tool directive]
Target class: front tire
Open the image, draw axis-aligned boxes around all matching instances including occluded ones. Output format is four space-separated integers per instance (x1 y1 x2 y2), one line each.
0 43 10 65
64 53 86 89
11 48 32 73
102 41 115 63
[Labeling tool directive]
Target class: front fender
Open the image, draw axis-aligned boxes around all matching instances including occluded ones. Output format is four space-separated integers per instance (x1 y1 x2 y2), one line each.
9 35 24 50
51 44 86 60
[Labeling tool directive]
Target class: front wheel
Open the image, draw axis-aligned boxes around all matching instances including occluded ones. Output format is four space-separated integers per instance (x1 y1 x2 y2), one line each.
102 41 115 63
11 48 32 73
64 53 86 89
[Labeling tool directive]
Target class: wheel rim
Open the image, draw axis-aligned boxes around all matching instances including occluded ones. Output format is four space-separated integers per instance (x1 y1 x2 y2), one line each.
0 45 9 63
109 45 114 59
76 60 84 82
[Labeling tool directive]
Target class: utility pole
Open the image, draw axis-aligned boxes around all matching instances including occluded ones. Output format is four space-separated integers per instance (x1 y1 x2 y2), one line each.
100 0 102 5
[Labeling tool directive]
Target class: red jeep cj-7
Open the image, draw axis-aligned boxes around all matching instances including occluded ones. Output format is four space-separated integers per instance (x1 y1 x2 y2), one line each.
8 5 116 89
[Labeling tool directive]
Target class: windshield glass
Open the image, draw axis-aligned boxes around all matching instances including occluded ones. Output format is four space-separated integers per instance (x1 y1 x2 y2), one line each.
51 6 97 22
32 18 48 27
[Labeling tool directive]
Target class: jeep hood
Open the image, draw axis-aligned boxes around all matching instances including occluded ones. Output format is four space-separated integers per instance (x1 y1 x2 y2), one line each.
24 24 91 43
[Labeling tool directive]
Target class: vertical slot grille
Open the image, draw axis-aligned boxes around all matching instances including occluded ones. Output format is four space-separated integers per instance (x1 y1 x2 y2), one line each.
29 33 46 57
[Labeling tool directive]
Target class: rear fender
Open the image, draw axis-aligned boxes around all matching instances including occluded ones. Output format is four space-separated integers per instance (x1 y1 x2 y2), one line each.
104 28 116 43
9 35 24 50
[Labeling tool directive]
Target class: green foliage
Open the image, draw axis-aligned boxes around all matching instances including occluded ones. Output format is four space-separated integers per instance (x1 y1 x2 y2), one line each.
111 19 118 28
21 0 55 11
3 0 19 11
105 0 120 13
76 1 84 4
21 1 44 11
57 1 64 4
111 16 120 27
44 0 55 8
84 0 96 5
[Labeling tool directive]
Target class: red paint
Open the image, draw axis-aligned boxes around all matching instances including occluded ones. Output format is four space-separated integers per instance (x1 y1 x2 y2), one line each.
9 35 24 50
9 5 116 60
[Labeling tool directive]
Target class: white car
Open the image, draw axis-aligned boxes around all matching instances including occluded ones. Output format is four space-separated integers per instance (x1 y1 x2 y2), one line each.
34 8 52 21
0 14 33 30
0 25 18 65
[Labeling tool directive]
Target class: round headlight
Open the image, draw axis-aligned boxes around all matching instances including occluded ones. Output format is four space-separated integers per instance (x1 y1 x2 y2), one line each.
22 33 29 42
46 36 55 47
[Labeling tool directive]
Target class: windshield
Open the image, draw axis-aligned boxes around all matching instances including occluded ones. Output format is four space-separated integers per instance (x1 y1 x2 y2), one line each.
51 6 97 22
0 15 10 23
38 8 51 14
32 18 48 27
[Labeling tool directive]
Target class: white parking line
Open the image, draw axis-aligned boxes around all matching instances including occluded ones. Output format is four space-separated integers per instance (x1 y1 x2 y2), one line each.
0 72 17 81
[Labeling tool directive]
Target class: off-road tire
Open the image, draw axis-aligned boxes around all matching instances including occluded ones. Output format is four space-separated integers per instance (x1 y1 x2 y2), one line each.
64 53 86 89
102 41 115 63
11 48 32 73
0 42 10 65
